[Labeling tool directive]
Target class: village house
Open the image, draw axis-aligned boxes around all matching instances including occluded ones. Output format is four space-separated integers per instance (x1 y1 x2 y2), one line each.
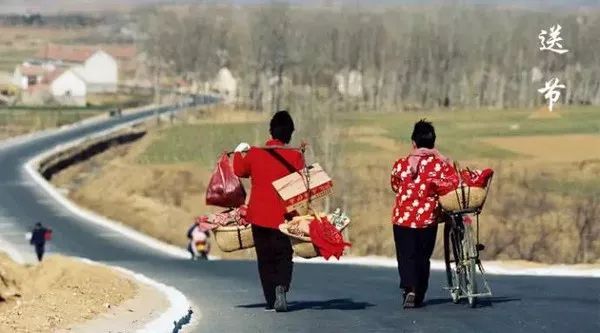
14 63 87 106
335 69 363 98
47 69 87 106
11 44 136 106
13 62 54 90
34 44 124 93
211 67 238 104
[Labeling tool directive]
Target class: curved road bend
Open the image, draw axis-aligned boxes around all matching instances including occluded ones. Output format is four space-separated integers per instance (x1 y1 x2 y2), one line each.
0 104 598 332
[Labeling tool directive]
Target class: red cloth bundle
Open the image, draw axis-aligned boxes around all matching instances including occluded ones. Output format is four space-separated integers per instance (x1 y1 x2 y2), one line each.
44 229 53 241
430 168 493 196
195 205 249 231
308 216 351 260
460 168 494 188
429 174 460 196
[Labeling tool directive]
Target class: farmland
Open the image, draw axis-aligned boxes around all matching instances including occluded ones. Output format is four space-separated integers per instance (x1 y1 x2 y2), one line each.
51 105 600 263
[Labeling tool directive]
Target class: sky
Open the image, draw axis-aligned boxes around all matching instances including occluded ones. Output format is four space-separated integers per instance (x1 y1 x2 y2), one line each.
0 0 598 14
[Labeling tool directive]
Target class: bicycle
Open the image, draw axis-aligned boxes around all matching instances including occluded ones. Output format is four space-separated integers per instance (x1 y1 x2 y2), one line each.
440 176 493 308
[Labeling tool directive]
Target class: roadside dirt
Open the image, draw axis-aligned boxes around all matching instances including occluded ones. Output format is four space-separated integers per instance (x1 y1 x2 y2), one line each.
0 253 137 332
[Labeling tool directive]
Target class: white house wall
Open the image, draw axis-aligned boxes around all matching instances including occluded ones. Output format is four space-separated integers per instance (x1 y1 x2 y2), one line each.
50 71 87 106
12 67 27 89
83 51 118 93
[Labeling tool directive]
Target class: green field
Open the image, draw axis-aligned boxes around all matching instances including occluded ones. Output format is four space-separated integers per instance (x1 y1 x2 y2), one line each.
346 106 600 160
140 106 600 164
138 122 264 166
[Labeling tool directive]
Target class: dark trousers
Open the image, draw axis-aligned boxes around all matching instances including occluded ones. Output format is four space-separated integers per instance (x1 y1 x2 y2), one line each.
393 224 438 303
252 224 293 306
34 244 45 261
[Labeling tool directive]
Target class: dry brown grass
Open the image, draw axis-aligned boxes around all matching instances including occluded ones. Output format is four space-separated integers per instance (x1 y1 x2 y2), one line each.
482 135 600 162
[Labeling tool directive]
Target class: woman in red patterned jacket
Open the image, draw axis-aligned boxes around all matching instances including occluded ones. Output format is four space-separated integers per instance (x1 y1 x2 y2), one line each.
390 120 455 308
233 110 304 312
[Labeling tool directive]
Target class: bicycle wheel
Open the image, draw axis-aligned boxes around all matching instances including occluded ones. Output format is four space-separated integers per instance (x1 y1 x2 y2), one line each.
463 224 478 308
443 220 463 304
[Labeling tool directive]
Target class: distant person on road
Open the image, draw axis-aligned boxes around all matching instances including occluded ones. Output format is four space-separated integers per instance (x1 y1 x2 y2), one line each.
30 222 52 262
233 110 304 312
186 221 210 260
390 120 455 308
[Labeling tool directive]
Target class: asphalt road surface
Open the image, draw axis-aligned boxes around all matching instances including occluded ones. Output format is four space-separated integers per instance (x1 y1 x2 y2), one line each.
0 103 598 333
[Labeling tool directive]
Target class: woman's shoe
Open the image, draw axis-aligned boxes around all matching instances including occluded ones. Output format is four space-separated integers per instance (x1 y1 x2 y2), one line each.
403 292 416 309
274 286 288 312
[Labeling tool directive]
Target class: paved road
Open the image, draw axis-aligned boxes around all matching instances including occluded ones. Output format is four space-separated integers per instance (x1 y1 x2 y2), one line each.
0 104 598 332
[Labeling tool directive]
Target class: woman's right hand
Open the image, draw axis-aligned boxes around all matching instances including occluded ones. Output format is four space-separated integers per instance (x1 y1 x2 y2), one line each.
234 142 250 153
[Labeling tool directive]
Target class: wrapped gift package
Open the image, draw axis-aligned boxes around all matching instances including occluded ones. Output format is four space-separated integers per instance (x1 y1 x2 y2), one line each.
272 163 333 212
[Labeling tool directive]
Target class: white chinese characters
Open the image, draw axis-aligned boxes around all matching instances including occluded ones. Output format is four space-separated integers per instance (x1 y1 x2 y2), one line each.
537 24 569 112
539 24 569 54
537 78 565 112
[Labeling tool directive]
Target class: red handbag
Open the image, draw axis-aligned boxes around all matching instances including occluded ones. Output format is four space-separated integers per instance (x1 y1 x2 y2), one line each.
205 154 247 208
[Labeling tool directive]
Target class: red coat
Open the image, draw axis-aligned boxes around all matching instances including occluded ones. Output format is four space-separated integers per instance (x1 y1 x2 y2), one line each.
233 139 304 229
390 153 455 228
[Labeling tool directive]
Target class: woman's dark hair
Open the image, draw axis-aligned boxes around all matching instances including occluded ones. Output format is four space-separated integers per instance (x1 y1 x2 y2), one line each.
269 110 295 144
411 119 436 149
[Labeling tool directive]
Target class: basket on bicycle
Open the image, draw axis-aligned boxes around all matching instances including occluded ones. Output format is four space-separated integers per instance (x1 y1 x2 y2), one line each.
438 166 493 213
439 186 489 213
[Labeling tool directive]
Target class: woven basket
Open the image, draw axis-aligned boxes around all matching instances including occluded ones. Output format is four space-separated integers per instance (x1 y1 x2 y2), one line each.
279 214 350 259
213 224 254 252
438 186 488 213
290 238 319 258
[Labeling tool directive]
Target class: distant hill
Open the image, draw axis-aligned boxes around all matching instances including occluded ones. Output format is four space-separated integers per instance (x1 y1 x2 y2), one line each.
0 0 597 14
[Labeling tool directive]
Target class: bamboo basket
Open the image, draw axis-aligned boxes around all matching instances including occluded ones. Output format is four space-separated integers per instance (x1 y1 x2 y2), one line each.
213 224 254 252
279 214 350 259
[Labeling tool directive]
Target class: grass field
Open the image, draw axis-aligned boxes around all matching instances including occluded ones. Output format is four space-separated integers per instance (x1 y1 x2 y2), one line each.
52 105 600 263
344 106 600 160
0 108 103 140
139 106 599 164
138 122 263 166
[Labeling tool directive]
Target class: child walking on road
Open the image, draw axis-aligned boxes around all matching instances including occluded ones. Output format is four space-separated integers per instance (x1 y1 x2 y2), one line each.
30 222 51 262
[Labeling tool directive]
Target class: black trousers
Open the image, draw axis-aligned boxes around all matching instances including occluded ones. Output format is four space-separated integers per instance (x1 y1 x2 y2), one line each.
34 244 45 261
393 224 438 302
252 224 293 306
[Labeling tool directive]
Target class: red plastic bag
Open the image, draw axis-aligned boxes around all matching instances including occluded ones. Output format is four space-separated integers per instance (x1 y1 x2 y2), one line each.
44 229 53 241
205 154 246 208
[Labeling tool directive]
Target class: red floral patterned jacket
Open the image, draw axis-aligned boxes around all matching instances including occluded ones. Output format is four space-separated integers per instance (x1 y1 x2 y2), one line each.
390 150 455 229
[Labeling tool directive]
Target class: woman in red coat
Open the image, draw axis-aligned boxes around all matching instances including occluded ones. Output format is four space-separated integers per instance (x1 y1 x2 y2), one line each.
233 111 304 312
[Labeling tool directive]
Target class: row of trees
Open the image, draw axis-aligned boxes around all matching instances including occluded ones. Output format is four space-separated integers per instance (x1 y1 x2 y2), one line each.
136 3 600 111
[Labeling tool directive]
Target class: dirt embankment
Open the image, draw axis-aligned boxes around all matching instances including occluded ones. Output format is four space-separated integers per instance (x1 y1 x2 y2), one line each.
50 118 255 259
0 254 137 332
